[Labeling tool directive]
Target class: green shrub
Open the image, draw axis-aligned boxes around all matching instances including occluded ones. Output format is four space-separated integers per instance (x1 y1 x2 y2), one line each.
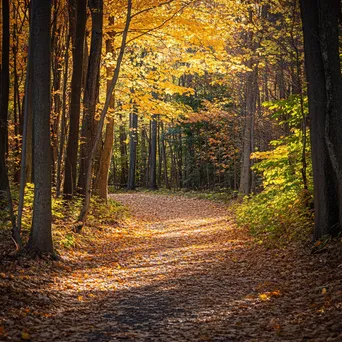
235 96 314 244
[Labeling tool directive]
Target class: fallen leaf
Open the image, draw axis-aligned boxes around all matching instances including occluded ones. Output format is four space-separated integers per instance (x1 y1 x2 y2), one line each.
21 331 31 340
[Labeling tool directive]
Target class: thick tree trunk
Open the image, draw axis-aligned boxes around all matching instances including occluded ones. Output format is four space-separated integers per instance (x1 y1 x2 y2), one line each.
26 0 54 255
63 0 86 197
149 115 158 190
300 0 341 238
78 0 103 194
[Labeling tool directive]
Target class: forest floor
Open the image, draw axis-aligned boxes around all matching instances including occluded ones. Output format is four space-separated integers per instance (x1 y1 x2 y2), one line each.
1 193 342 341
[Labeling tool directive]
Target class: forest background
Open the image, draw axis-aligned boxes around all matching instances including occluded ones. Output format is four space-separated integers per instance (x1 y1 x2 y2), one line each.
0 0 341 256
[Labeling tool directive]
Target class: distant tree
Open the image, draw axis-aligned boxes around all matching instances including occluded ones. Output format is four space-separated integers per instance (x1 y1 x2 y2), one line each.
300 0 342 239
127 111 138 190
149 115 158 190
26 0 54 255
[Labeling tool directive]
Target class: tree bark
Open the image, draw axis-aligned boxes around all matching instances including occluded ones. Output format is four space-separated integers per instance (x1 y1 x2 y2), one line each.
300 0 342 238
26 0 54 255
63 0 87 197
77 0 132 225
127 112 138 190
95 16 115 200
239 63 258 195
119 116 128 186
149 115 158 190
56 33 71 197
0 0 10 195
78 0 103 194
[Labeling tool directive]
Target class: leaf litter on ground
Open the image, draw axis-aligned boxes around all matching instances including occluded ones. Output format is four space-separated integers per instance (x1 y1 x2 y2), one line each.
0 193 342 341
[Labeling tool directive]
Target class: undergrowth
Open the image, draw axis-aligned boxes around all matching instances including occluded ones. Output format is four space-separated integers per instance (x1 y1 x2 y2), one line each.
0 184 128 253
234 96 314 246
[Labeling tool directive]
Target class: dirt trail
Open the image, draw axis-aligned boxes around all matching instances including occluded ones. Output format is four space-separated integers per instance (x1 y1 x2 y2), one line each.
88 193 341 341
1 193 341 341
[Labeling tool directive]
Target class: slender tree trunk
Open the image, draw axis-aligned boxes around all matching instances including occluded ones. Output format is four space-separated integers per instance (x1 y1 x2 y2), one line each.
127 112 138 190
63 0 86 197
140 124 147 186
177 129 183 188
149 115 158 190
0 0 20 245
160 122 170 189
0 0 10 195
157 119 162 185
78 0 103 194
51 9 62 186
26 0 54 255
56 33 71 197
119 116 128 186
95 16 115 200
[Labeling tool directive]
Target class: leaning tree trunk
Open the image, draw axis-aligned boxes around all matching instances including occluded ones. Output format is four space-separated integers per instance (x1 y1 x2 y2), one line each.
63 0 87 198
300 0 342 239
77 0 132 225
26 0 54 255
78 0 103 195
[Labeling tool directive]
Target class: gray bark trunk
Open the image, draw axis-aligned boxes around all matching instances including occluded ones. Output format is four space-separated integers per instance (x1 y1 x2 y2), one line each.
26 0 54 255
300 0 341 238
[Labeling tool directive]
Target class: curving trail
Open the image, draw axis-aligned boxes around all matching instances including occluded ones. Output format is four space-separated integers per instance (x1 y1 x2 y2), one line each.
84 193 341 342
2 193 341 341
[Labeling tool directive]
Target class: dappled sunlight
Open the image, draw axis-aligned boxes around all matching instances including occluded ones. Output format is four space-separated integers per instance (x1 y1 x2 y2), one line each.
1 193 341 341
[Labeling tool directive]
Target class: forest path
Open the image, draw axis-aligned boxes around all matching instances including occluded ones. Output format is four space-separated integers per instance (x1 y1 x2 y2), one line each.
2 193 341 341
85 193 340 341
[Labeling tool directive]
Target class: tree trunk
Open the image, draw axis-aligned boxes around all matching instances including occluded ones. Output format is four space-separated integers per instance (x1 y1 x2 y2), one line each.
239 64 258 195
300 0 342 239
26 0 54 255
78 0 103 194
63 0 87 197
51 9 62 186
119 117 128 186
140 124 147 186
127 112 138 190
0 0 10 196
160 122 170 189
149 115 158 190
77 0 132 225
56 33 71 197
95 16 115 200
